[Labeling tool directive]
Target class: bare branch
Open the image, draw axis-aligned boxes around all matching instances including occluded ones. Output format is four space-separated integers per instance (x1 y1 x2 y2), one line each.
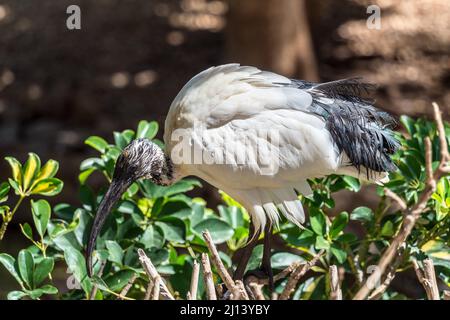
443 290 450 300
279 250 324 300
187 260 200 300
202 230 240 299
235 280 250 300
144 280 154 300
329 265 342 300
384 188 407 210
249 282 265 300
117 273 137 300
368 243 406 300
152 276 161 300
201 253 217 300
137 248 174 300
413 259 440 300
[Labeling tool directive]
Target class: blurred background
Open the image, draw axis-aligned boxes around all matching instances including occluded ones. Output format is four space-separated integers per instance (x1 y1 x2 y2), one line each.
0 0 449 295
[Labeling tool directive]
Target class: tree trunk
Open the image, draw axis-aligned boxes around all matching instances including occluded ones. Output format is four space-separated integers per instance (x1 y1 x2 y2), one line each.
226 0 319 81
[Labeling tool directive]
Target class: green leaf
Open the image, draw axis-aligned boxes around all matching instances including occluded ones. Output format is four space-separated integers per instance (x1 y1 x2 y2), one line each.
136 120 158 140
140 224 165 249
350 206 373 223
247 244 264 272
40 284 58 295
381 220 395 237
31 199 51 237
104 270 136 291
18 249 34 289
271 252 305 269
5 156 23 188
192 218 234 244
33 257 54 286
22 153 41 192
315 235 330 250
218 205 244 229
30 178 63 196
85 136 109 153
329 212 349 239
310 209 326 235
342 176 361 192
20 223 34 242
155 218 186 243
8 178 21 195
63 247 92 293
0 181 10 202
0 253 24 287
114 130 135 150
105 240 123 265
330 244 347 264
7 291 27 300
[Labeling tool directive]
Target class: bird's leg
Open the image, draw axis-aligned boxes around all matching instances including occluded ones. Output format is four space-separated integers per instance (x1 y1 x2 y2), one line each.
262 221 274 291
233 220 258 281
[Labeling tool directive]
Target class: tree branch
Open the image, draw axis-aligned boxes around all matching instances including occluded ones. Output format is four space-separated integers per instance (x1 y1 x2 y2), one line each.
137 248 174 300
187 260 200 300
413 258 440 300
200 253 217 300
329 265 342 300
279 250 324 300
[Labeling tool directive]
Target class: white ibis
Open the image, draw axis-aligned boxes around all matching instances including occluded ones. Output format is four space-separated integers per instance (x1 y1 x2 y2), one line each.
86 64 399 286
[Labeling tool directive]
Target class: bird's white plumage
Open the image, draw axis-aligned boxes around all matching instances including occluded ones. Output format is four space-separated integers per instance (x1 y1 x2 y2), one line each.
164 64 380 233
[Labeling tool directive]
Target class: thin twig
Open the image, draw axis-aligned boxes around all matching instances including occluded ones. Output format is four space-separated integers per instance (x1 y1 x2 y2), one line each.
235 280 250 300
413 259 440 300
137 248 174 300
384 188 407 210
443 291 450 300
187 260 200 300
201 253 217 300
354 103 449 300
202 230 240 299
88 260 106 300
144 280 154 300
117 273 137 300
249 282 265 300
368 243 406 300
279 250 324 300
329 265 342 300
152 276 161 300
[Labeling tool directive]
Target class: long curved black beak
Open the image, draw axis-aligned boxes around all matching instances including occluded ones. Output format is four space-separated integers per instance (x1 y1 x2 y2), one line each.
86 177 131 277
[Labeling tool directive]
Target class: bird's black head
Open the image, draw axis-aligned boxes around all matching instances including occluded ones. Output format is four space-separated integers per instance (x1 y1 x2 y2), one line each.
86 138 172 276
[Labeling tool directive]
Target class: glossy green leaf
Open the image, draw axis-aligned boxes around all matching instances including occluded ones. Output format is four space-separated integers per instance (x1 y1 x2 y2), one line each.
310 209 326 235
105 240 123 265
329 212 349 239
192 218 234 244
31 199 51 237
7 291 27 300
136 120 158 140
18 249 34 289
0 253 24 287
381 220 395 237
33 257 54 286
155 218 186 243
271 252 305 269
85 136 109 153
330 244 347 264
20 223 34 242
140 224 165 249
0 182 10 202
350 206 373 223
315 235 330 250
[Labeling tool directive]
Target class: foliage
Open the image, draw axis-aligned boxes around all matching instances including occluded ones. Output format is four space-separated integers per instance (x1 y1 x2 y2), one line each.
0 116 449 300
